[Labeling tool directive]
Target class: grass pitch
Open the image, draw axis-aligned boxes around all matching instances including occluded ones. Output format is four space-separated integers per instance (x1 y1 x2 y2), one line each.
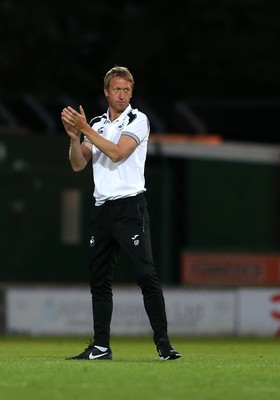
0 336 279 400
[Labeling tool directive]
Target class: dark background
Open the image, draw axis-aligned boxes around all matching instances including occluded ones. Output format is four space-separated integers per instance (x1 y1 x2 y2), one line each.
1 0 280 142
1 0 280 285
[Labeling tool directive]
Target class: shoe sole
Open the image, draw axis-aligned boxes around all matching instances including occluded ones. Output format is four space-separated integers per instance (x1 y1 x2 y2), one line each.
159 353 181 361
66 354 112 360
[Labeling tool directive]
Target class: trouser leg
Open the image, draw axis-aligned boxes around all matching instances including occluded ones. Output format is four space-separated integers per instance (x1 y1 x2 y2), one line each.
88 205 118 347
112 195 169 344
139 271 168 344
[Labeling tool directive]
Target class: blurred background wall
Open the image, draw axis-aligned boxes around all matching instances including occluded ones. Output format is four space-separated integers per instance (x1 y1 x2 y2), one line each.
1 0 280 286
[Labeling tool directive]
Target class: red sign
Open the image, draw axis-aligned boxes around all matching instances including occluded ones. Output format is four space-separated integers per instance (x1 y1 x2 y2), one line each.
181 252 280 285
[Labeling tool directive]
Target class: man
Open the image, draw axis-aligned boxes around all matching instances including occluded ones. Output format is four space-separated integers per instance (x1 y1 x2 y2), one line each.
61 66 181 361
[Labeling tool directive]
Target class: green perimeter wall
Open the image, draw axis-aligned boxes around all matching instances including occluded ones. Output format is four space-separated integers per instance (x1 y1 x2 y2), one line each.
1 135 279 284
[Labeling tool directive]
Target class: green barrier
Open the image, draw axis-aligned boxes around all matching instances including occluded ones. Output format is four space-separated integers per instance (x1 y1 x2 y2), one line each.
185 159 279 252
1 136 280 285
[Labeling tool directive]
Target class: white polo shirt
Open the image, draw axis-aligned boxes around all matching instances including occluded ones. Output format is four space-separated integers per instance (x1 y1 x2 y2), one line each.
83 105 150 205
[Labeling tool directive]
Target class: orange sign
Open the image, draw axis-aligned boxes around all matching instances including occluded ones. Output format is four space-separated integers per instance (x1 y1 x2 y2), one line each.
181 252 280 285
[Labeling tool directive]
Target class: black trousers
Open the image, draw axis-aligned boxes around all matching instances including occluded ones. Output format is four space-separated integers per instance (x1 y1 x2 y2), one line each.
88 193 168 347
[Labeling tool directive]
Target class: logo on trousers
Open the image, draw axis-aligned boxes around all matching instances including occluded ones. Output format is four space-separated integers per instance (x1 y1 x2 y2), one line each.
89 236 95 247
132 234 139 246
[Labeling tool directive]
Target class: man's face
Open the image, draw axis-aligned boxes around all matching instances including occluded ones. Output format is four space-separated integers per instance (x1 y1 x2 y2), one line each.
104 76 132 114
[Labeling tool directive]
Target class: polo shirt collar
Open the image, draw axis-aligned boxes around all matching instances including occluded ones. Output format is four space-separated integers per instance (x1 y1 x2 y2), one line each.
106 104 132 123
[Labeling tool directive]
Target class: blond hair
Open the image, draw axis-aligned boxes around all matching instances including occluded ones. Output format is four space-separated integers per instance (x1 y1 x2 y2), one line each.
104 66 134 90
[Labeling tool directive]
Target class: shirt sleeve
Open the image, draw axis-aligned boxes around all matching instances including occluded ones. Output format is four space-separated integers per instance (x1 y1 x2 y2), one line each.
121 111 150 144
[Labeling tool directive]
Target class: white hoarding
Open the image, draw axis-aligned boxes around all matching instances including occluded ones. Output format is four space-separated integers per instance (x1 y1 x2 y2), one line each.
5 287 235 336
5 287 92 335
237 288 280 336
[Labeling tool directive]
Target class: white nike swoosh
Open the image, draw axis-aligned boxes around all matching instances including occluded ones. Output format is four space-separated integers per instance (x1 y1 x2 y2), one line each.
132 235 139 240
89 352 109 360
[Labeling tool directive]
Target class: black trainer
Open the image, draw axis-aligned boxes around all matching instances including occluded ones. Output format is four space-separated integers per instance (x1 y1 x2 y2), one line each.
66 342 112 360
156 338 181 360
